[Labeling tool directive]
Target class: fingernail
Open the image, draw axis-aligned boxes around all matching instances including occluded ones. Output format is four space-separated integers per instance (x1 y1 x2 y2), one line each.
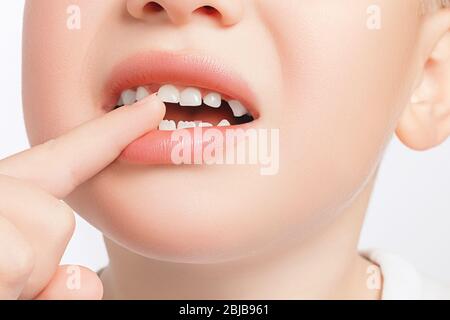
133 93 161 107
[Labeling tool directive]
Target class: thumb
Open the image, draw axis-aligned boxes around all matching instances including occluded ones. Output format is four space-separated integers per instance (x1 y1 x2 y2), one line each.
35 265 103 300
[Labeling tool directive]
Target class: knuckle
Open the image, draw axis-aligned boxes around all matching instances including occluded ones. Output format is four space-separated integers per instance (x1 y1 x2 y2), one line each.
1 241 35 284
12 244 35 280
52 200 76 240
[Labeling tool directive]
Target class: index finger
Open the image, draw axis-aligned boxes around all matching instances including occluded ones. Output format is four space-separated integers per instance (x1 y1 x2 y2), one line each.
0 94 165 198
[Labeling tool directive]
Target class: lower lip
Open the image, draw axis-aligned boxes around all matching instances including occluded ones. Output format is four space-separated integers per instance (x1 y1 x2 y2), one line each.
119 123 253 165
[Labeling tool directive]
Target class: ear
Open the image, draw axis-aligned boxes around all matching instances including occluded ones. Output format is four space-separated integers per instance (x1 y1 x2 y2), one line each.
396 8 450 151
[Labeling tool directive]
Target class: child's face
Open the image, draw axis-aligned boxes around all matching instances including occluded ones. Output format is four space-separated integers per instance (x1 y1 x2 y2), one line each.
22 0 422 262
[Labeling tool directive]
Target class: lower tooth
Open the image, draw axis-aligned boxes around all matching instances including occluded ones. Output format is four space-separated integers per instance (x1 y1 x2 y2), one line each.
159 120 176 131
218 120 231 127
178 121 196 130
199 122 213 128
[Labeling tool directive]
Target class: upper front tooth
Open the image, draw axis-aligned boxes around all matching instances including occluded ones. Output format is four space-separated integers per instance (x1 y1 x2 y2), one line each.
158 85 180 103
180 88 202 107
159 120 176 131
178 121 197 129
228 100 248 117
203 92 222 108
136 87 150 101
121 89 137 105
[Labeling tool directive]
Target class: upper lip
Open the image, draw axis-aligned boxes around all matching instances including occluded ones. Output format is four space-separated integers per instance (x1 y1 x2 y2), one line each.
103 51 260 117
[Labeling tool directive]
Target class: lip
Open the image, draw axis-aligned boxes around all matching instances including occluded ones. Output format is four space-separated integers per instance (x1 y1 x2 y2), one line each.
103 51 260 165
103 51 259 115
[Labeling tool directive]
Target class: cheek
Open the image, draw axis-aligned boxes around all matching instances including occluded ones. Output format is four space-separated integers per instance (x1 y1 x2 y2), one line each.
262 0 420 207
67 165 295 263
22 0 113 145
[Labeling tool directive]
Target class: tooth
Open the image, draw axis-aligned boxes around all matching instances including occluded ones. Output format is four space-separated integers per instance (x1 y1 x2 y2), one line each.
203 92 222 108
180 88 202 107
136 87 150 101
199 122 213 128
178 121 196 130
117 96 124 106
218 119 231 127
158 85 180 103
158 120 176 131
228 100 248 117
121 89 137 105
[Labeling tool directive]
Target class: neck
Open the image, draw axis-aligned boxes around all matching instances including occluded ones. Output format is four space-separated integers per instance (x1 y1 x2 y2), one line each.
101 176 381 300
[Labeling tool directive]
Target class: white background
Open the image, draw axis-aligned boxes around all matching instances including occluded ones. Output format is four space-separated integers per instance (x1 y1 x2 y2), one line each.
1 1 449 282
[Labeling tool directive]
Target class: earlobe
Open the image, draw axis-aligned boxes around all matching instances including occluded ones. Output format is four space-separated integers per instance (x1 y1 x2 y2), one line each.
396 98 450 151
396 21 450 151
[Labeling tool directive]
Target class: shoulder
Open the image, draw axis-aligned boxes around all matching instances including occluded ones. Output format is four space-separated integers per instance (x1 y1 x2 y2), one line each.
363 249 450 300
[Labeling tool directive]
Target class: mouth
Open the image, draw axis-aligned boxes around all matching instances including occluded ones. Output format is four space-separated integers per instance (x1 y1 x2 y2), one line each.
113 84 255 130
104 52 260 165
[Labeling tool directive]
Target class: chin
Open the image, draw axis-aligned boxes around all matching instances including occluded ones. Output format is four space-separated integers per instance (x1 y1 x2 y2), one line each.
66 162 301 264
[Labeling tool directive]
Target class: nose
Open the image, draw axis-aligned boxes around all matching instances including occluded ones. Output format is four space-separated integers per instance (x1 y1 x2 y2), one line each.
126 0 243 26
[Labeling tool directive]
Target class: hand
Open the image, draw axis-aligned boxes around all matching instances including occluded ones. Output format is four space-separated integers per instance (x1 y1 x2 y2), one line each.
0 95 165 300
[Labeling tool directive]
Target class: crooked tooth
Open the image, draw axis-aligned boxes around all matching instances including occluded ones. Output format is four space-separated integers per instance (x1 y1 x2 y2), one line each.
218 119 231 127
136 87 150 101
203 92 222 108
158 85 180 103
228 100 248 117
180 88 202 107
121 89 137 105
158 120 176 131
178 121 196 130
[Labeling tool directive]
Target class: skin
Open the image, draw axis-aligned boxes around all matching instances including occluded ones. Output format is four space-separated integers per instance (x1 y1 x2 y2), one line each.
0 0 449 299
0 94 165 299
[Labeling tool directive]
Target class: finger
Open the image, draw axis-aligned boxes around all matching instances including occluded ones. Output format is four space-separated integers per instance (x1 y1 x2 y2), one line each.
0 175 75 299
0 94 165 198
0 216 34 300
36 265 103 300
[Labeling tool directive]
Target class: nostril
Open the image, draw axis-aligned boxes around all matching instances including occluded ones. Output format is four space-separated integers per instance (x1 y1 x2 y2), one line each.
194 6 220 17
144 2 164 13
